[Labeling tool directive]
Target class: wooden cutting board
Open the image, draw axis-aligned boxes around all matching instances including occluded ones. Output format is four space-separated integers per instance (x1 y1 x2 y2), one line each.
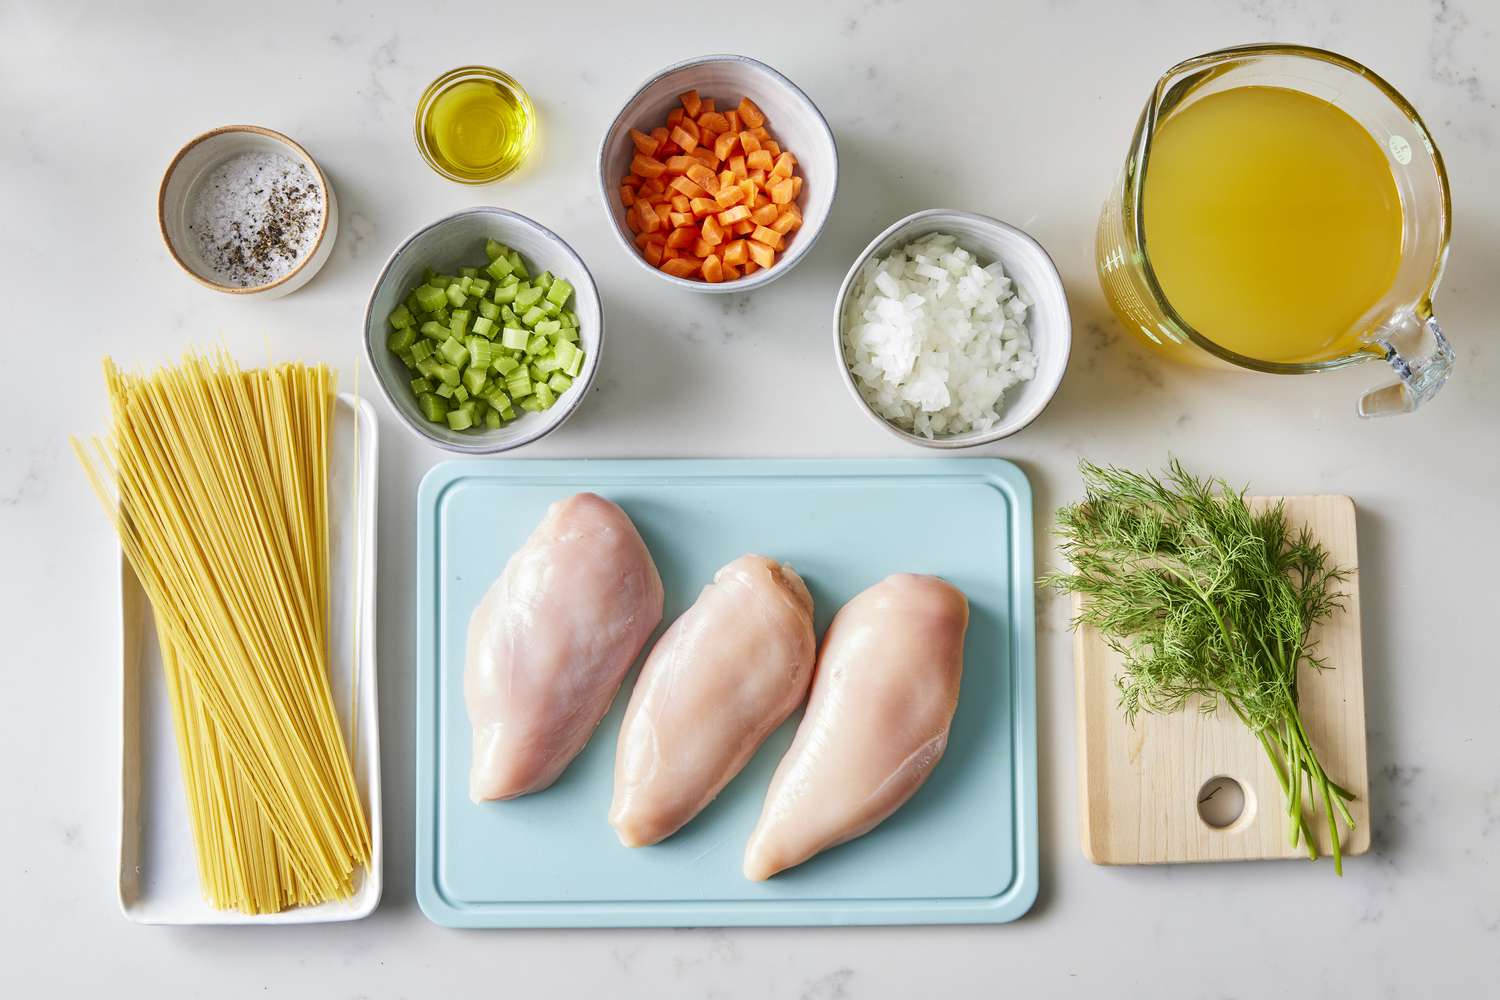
1074 495 1371 865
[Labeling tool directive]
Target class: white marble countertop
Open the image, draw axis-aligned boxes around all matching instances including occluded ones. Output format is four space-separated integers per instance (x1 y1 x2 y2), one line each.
3 0 1497 995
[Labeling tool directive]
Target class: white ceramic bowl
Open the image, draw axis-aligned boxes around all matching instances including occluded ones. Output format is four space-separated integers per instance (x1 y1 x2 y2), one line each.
598 54 838 293
833 209 1072 448
363 207 603 454
158 125 337 298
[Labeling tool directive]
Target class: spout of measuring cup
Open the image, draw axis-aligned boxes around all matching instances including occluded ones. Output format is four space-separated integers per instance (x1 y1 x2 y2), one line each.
1357 312 1455 417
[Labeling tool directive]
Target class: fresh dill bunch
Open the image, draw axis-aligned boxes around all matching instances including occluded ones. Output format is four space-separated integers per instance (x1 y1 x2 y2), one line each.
1043 459 1356 873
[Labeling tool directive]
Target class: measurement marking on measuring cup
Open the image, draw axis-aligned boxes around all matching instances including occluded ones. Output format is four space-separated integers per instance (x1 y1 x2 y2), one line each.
1389 134 1412 164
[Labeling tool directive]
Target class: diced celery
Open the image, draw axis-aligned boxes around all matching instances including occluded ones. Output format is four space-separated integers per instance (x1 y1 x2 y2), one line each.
507 249 528 278
514 284 543 309
459 266 479 280
478 299 500 321
546 279 573 306
445 408 473 431
445 283 467 308
485 239 508 261
547 373 573 394
534 354 563 374
528 363 545 382
560 310 577 328
492 355 520 376
505 373 533 398
468 338 494 370
526 335 549 356
433 306 450 322
397 349 416 370
472 316 496 338
501 327 530 352
552 341 579 370
463 367 488 395
419 320 446 340
387 326 416 352
556 324 579 343
516 305 542 328
435 382 454 399
438 337 469 367
470 278 490 296
500 406 516 421
484 408 502 429
414 284 448 312
411 376 434 395
519 396 544 413
415 357 440 379
389 303 414 329
432 362 461 387
404 292 422 317
449 314 467 338
535 319 561 338
541 299 562 319
564 350 584 378
533 382 555 409
418 393 450 422
453 385 469 403
534 271 554 290
485 255 514 281
451 307 472 326
500 305 520 326
410 339 434 363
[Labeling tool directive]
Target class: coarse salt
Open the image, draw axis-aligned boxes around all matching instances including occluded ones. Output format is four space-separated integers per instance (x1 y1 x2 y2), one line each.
188 152 324 288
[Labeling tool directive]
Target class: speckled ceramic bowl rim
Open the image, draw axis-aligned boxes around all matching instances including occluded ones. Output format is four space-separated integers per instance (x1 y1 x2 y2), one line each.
157 124 333 295
362 206 604 455
832 208 1072 449
596 53 838 293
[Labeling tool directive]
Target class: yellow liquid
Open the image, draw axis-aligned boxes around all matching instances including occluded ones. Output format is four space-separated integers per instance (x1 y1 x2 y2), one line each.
1142 86 1403 364
422 78 534 182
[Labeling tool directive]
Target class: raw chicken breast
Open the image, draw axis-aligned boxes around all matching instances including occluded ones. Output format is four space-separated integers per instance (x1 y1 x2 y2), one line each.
466 493 664 802
742 573 968 880
610 555 816 847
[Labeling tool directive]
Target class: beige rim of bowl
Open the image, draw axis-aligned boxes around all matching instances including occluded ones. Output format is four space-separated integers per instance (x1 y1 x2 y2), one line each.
157 125 333 295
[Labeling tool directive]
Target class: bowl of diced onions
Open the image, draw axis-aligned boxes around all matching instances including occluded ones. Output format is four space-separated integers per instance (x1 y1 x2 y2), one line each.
833 209 1071 447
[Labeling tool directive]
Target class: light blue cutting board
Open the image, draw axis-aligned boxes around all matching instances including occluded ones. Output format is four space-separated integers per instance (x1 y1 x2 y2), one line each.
415 459 1038 927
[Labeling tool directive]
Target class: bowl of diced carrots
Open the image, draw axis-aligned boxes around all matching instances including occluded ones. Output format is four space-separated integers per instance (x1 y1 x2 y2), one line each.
599 54 838 291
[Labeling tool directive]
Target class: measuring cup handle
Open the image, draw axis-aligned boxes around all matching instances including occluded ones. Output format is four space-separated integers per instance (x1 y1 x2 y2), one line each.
1357 313 1454 417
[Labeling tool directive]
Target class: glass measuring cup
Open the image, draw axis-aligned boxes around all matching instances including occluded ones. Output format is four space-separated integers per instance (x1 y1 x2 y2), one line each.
1096 44 1454 416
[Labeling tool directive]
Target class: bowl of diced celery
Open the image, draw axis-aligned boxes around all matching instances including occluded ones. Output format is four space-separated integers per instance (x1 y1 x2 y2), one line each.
364 207 602 453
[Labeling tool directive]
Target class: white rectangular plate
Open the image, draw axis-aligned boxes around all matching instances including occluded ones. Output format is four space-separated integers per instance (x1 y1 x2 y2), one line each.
117 394 382 924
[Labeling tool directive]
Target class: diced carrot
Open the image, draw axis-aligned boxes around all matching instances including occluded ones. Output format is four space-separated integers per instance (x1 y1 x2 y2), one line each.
668 211 693 228
737 97 765 129
644 241 664 266
663 155 695 175
743 260 760 275
725 110 741 132
714 183 746 209
631 153 666 179
650 126 669 144
748 239 776 268
671 194 691 212
770 152 796 180
743 185 762 210
625 205 641 234
769 177 795 205
669 125 697 154
630 128 660 156
747 149 773 171
700 98 715 113
698 112 729 134
639 205 661 234
689 197 718 217
669 175 707 199
667 107 685 128
713 131 739 161
666 226 699 248
751 203 779 226
680 117 701 142
662 258 699 278
732 219 756 236
722 262 741 280
679 90 702 118
747 169 767 189
620 185 636 207
685 163 720 195
751 225 784 250
722 239 748 266
662 246 680 261
765 140 781 159
718 169 736 189
701 215 725 246
729 155 748 179
654 202 672 223
717 205 751 226
739 131 762 154
701 254 724 283
692 237 716 258
749 126 770 140
634 230 654 249
641 177 666 196
623 173 642 187
690 147 719 168
791 175 803 198
771 208 800 234
657 139 681 158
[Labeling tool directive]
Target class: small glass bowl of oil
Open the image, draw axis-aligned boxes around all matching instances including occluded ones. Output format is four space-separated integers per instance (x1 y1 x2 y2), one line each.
414 66 536 184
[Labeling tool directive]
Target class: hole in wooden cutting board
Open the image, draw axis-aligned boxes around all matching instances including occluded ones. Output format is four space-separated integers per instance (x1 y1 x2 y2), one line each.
1197 775 1252 829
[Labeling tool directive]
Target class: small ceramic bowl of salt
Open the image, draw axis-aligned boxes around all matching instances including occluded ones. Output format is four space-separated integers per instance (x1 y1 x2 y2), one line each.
158 126 337 298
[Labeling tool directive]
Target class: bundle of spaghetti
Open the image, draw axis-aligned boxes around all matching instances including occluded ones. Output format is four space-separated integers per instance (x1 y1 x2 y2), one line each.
74 350 369 913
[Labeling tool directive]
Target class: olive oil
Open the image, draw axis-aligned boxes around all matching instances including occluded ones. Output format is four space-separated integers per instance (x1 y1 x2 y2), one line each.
1141 86 1403 364
417 68 535 183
